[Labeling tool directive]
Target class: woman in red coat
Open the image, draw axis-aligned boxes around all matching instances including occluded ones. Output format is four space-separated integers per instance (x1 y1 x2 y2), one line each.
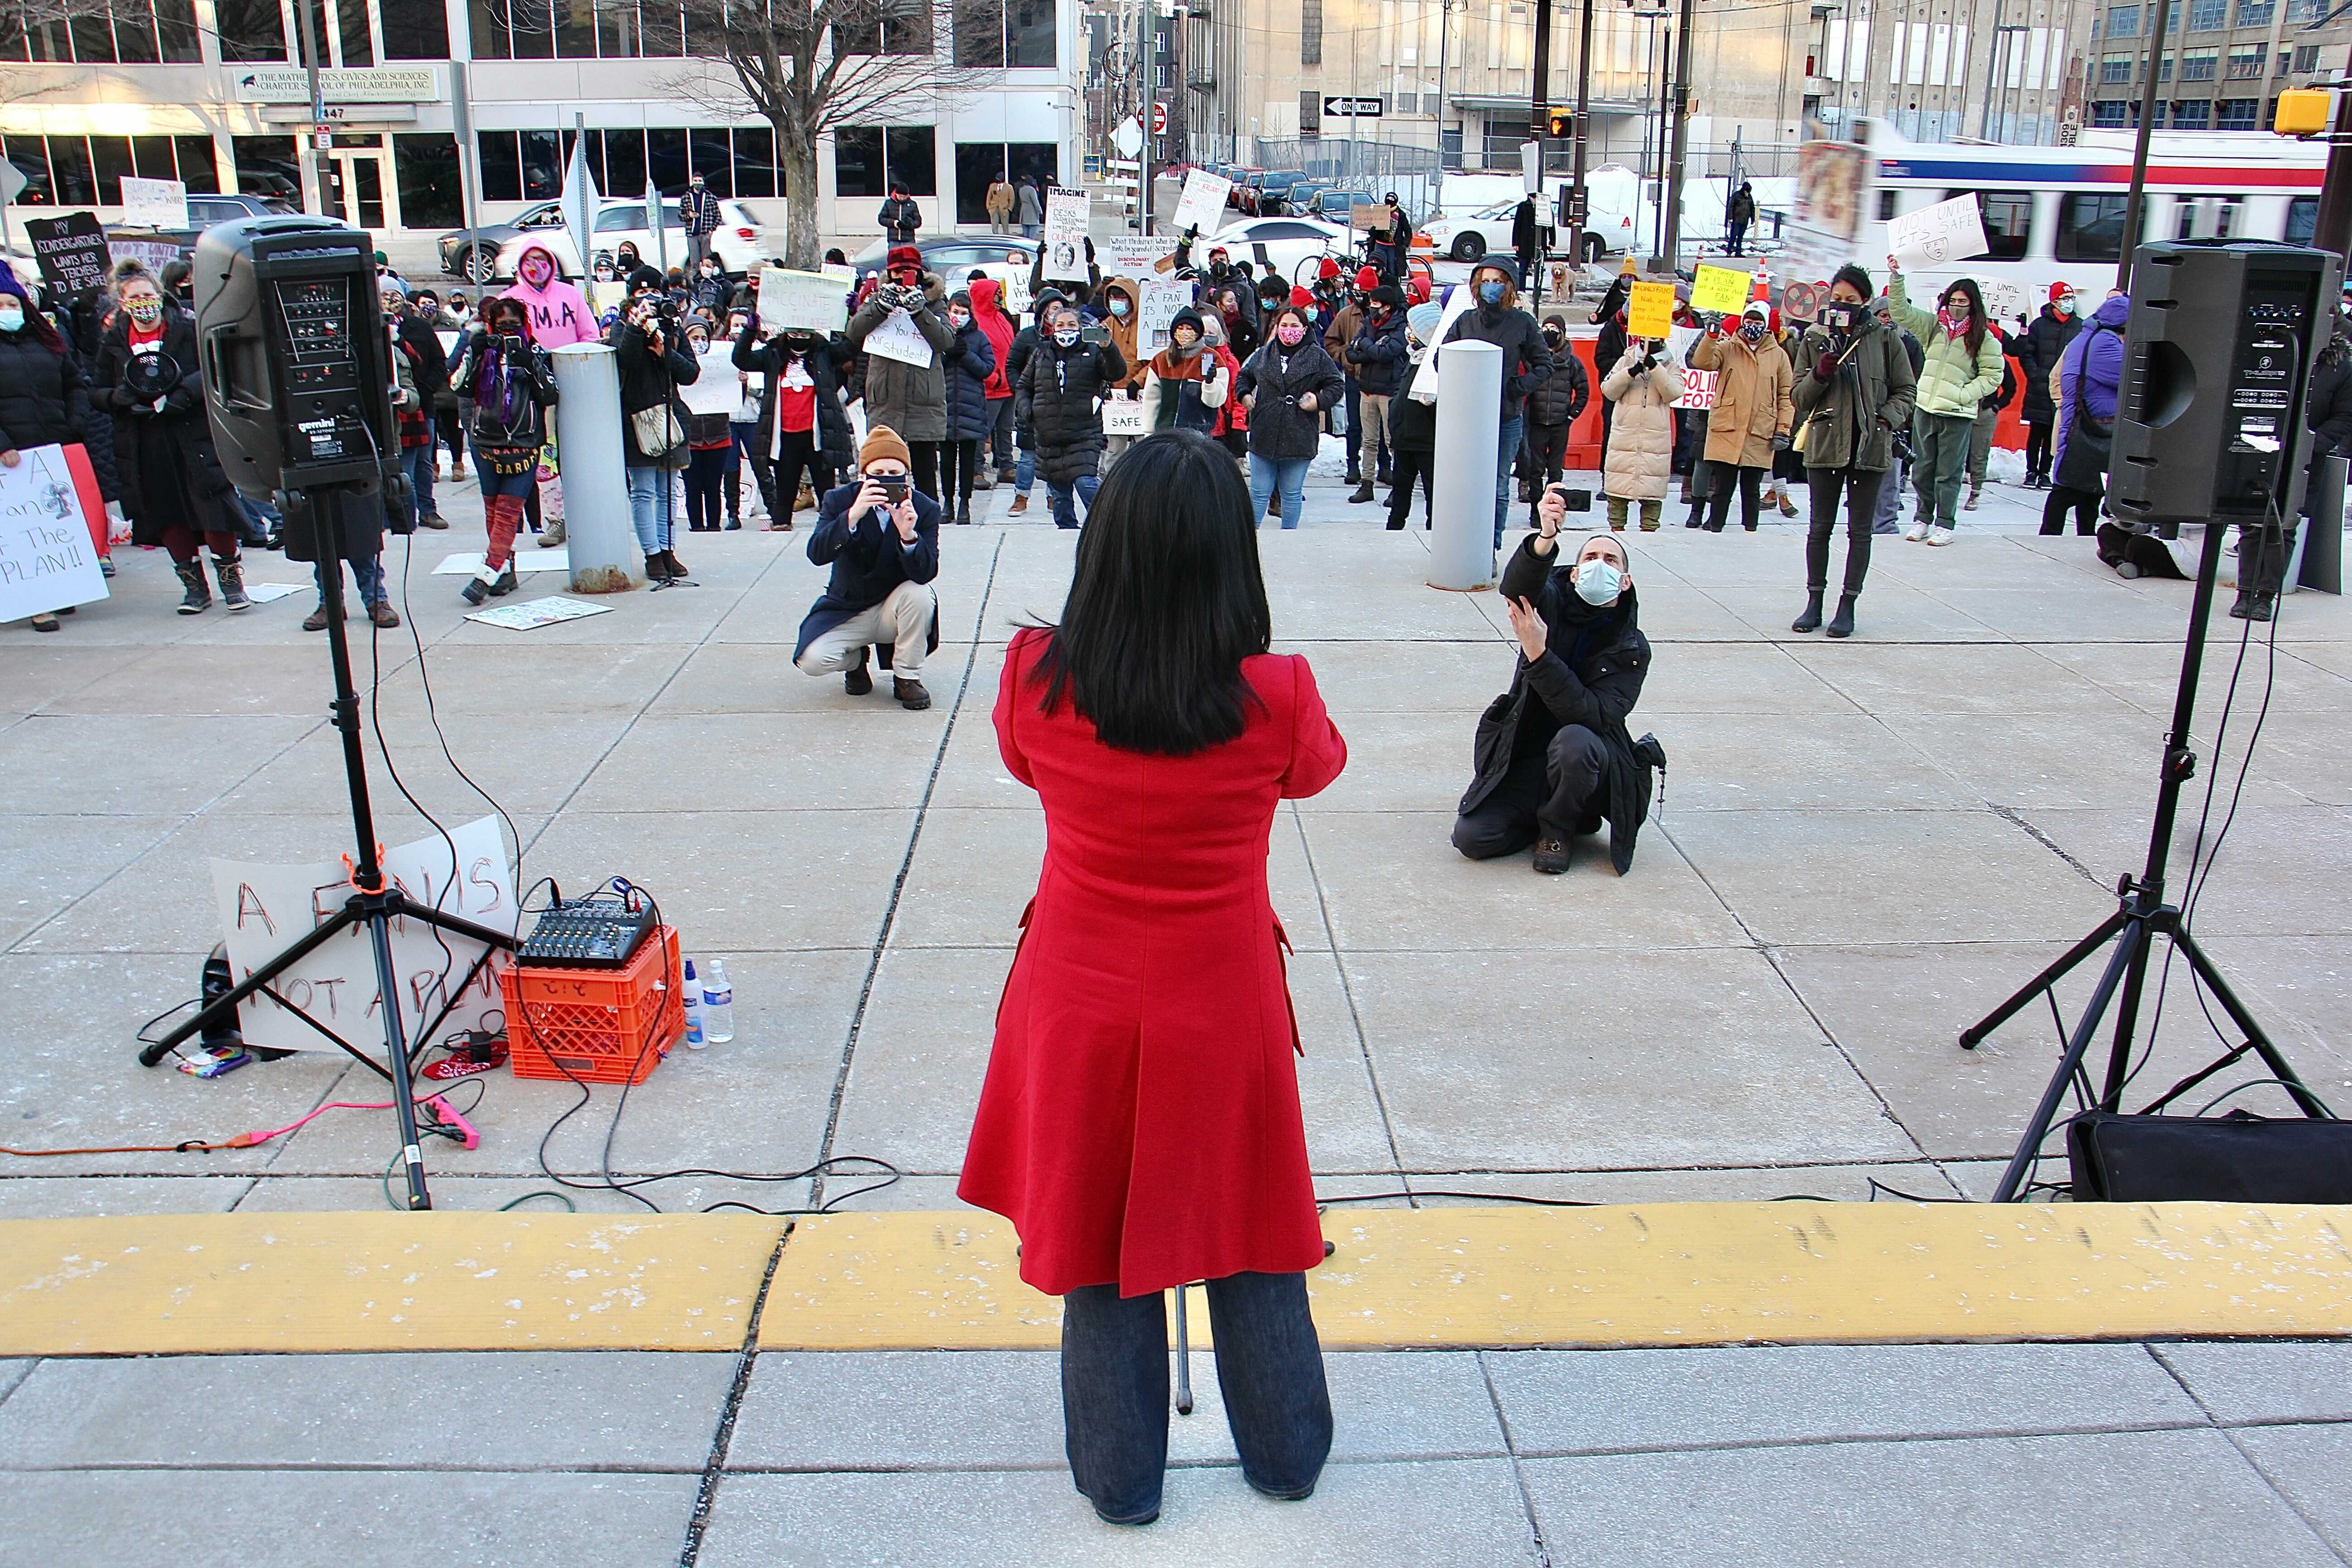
960 431 1348 1527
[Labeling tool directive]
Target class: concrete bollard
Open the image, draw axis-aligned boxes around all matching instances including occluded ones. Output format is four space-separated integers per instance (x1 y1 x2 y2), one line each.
548 343 642 593
1426 338 1503 592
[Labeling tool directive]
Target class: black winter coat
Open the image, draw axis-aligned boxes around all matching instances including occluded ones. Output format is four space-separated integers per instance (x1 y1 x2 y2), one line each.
1526 344 1590 428
1446 303 1555 421
1005 324 1043 446
95 308 240 545
1511 198 1542 257
611 319 699 469
795 481 941 669
2018 307 2080 423
1389 355 1436 452
1236 340 1344 462
1020 338 1127 485
0 331 87 453
878 196 922 243
1460 536 1656 874
1343 309 1411 397
397 314 449 399
2306 338 2352 457
941 318 999 441
451 333 560 456
734 323 855 469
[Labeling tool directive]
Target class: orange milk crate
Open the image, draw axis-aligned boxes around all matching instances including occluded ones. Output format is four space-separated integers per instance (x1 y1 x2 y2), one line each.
498 924 684 1084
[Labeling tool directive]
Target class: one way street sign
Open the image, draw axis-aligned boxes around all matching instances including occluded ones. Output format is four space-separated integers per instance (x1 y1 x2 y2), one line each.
1323 96 1383 117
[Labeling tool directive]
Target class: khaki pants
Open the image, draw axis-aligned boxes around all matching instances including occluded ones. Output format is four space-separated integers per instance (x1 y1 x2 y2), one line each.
1358 395 1391 471
795 580 935 679
1606 496 1661 531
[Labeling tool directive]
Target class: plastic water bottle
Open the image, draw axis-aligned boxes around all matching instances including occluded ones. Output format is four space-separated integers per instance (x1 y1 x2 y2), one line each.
681 958 706 1049
700 959 735 1044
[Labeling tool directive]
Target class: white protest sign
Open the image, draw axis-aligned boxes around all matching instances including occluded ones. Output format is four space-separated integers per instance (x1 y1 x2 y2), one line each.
1981 278 2029 324
681 346 743 417
1001 268 1032 314
1098 237 1172 278
1173 169 1232 235
1138 277 1189 352
466 594 614 630
0 443 108 621
758 265 848 335
435 329 460 359
106 236 181 277
1102 397 1147 436
1888 193 1988 268
1042 186 1091 281
864 307 936 368
120 175 188 230
210 816 518 1054
1675 368 1720 411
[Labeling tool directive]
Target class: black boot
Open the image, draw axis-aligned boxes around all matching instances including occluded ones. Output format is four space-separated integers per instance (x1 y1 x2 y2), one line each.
1791 590 1824 632
461 571 494 606
843 647 873 696
1825 593 1857 638
956 499 972 526
645 552 671 583
212 555 250 612
488 562 519 596
173 559 211 615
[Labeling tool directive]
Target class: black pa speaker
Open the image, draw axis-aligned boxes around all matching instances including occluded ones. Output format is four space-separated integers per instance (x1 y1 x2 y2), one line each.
192 216 398 503
2109 240 2340 534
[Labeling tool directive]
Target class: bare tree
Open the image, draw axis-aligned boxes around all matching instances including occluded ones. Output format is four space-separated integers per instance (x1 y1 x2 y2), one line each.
664 0 991 268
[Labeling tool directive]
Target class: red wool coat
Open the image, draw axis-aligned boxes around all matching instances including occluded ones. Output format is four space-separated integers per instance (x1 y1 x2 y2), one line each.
958 628 1349 1298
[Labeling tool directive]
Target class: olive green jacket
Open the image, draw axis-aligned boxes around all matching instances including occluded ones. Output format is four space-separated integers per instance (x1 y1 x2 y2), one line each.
1788 316 1918 473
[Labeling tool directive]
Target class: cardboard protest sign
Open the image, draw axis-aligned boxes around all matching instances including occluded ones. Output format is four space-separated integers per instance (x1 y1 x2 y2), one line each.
1042 187 1091 281
0 443 109 621
681 346 743 416
120 176 188 230
24 213 111 296
108 236 182 277
1627 280 1676 338
864 307 935 368
210 815 518 1053
1102 397 1147 436
758 265 849 335
1782 279 1823 324
1098 237 1172 277
1888 193 1988 268
1980 278 2029 323
1172 170 1232 235
1351 202 1385 232
1138 277 1189 352
1690 263 1754 315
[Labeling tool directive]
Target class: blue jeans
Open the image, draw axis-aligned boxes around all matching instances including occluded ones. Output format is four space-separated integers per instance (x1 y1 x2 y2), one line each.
1047 472 1099 529
626 464 675 553
1249 453 1310 529
1015 443 1037 496
1492 413 1524 548
404 419 437 520
314 553 387 608
1061 1270 1331 1524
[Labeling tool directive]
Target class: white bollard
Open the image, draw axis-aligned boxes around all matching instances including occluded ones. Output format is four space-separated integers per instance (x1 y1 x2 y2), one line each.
1426 338 1503 592
548 343 642 593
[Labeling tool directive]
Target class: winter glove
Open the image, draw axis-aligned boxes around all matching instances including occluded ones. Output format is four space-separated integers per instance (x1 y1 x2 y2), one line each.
1773 432 1792 452
1813 352 1838 382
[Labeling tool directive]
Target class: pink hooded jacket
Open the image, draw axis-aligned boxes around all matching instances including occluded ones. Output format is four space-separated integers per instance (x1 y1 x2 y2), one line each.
500 243 598 349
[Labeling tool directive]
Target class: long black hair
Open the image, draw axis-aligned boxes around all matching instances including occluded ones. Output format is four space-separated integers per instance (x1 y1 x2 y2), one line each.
1940 277 1989 360
1035 430 1272 755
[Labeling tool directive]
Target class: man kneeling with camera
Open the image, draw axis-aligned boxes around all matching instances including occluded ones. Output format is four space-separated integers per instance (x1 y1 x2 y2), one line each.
793 425 941 710
1453 487 1665 874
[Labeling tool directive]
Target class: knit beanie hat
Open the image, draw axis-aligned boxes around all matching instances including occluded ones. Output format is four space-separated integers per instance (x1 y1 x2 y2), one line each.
1317 257 1341 280
1289 285 1314 309
860 423 912 471
1354 265 1380 292
1406 300 1444 342
1168 306 1203 339
886 245 922 271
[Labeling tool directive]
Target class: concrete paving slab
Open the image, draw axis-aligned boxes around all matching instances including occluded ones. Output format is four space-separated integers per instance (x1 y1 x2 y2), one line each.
1927 584 2211 643
2202 934 2352 1069
0 1351 731 1469
0 1176 249 1218
211 709 622 818
1874 709 2263 812
1707 580 2009 643
1788 642 2149 716
0 1470 701 1567
1622 639 1857 715
44 644 421 717
0 813 185 951
698 1459 1543 1567
2232 1424 2352 1558
1291 710 1474 815
2154 1341 2352 1425
0 713 316 816
226 1173 817 1217
1519 1428 2340 1568
0 644 154 711
1345 946 1916 1171
1274 638 1515 716
1486 1342 2203 1455
1659 807 2111 946
0 1361 28 1405
2022 805 2352 936
570 705 959 813
1669 710 1980 812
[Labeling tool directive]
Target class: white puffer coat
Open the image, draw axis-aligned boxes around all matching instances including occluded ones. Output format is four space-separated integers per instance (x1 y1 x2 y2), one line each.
1600 343 1683 501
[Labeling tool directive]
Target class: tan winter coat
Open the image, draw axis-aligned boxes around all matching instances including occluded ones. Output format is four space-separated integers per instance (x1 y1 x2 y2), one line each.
986 180 1016 221
1100 277 1147 391
1691 329 1794 468
1601 343 1683 501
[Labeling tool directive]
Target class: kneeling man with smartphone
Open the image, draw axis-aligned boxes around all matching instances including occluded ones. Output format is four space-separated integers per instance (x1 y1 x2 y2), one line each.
794 424 942 710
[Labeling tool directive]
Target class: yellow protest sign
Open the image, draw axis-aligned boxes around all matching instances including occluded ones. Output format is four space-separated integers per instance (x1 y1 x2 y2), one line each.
1627 281 1676 338
1690 263 1754 315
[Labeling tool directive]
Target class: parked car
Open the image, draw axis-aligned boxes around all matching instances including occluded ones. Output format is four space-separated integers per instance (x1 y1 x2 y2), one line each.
1205 214 1354 290
1277 179 1339 218
490 198 782 280
103 191 299 265
1251 171 1312 216
1421 196 1623 263
845 234 1042 311
1227 168 1267 212
437 199 568 284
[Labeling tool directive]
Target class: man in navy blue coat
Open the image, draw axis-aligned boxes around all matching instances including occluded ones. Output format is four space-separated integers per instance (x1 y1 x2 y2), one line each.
793 424 941 710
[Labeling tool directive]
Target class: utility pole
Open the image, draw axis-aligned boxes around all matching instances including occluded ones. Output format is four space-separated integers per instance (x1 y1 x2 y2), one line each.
1661 0 1694 265
1534 0 1552 294
1435 0 1453 171
2118 0 2172 291
297 0 329 218
1568 0 1592 265
1139 0 1153 234
1977 0 2006 140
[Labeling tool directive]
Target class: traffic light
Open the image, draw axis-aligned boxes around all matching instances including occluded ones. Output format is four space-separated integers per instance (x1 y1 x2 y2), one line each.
2276 87 2333 137
1547 107 1574 139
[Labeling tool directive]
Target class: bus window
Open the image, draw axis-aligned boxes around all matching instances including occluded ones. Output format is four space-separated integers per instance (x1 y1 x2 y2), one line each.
2287 196 2318 245
1951 189 2033 260
2172 195 2241 241
1878 189 1898 221
2056 193 2135 263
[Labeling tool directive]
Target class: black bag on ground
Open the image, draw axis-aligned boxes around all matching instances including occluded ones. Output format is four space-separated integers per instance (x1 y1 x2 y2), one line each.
2053 327 2113 493
2067 1108 2352 1202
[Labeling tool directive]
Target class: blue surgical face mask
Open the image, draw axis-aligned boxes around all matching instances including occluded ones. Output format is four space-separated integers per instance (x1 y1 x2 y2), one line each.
1108 298 1129 318
1573 557 1623 607
1478 279 1505 306
0 303 22 333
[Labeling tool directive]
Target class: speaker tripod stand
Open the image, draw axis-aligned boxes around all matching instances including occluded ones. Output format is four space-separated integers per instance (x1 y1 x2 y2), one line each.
137 483 516 1210
1961 517 2328 1202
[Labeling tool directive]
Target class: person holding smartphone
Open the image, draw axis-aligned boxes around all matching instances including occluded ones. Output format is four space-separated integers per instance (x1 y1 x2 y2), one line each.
794 426 941 710
1787 263 1917 639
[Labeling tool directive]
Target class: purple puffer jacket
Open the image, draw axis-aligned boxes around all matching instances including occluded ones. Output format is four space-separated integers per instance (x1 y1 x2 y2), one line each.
2053 293 2129 480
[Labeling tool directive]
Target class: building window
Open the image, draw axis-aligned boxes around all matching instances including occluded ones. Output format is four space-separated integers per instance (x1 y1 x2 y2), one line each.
1301 0 1320 64
471 0 704 59
337 0 373 64
2180 47 2216 79
885 127 936 195
1301 89 1323 137
380 0 451 58
0 0 203 63
2158 54 2172 81
392 133 462 228
2227 46 2264 77
2216 97 2260 127
0 133 223 203
2234 0 2273 21
2092 101 2132 126
231 134 301 201
2107 5 2136 38
2287 0 2322 20
834 127 884 198
956 0 1055 66
2171 98 2210 127
2102 52 2134 82
2293 42 2320 71
834 125 935 196
2186 0 2225 28
951 140 1056 223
